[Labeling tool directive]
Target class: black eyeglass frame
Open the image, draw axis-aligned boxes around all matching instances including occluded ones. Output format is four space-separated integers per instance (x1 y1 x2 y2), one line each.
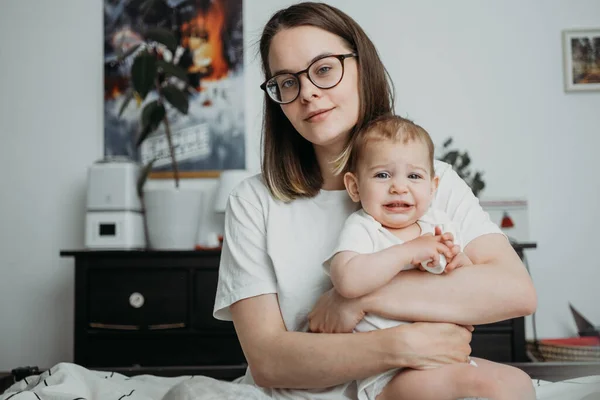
260 53 358 104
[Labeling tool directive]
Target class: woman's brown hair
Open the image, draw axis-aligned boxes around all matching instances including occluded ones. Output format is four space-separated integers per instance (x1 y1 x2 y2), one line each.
259 2 395 202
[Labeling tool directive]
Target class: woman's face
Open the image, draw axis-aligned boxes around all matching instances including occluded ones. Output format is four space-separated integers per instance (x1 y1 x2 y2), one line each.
268 26 360 152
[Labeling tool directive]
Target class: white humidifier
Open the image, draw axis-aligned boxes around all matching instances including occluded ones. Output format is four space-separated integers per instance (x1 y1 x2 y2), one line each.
85 157 146 249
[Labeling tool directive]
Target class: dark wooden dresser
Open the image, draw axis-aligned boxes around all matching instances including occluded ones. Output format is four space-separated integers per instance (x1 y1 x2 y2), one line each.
61 244 535 371
60 250 246 378
470 242 535 363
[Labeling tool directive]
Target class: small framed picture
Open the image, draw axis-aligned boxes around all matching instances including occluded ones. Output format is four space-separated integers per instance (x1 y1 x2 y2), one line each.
562 29 600 92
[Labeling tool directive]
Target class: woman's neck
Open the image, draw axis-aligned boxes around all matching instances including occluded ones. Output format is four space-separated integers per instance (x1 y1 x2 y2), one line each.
314 143 345 190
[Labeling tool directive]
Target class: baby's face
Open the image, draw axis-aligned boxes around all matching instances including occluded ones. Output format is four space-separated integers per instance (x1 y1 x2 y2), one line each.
352 139 437 229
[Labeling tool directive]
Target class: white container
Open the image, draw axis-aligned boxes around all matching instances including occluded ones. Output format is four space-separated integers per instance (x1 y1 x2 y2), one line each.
480 198 530 243
144 187 204 250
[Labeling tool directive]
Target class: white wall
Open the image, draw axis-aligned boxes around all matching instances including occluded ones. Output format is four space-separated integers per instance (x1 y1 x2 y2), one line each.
1 0 599 370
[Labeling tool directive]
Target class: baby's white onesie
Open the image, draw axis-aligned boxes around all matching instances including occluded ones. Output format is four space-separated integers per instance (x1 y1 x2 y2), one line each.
323 208 462 400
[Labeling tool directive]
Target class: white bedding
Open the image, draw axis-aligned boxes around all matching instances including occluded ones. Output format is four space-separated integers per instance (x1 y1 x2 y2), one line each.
0 363 269 400
1 362 599 400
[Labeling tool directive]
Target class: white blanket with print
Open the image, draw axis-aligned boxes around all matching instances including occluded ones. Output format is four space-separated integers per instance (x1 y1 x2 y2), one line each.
1 362 599 400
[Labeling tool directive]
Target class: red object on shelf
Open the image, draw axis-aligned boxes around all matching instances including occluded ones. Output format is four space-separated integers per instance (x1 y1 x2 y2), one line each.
541 337 600 346
194 245 222 251
194 235 224 251
501 211 514 228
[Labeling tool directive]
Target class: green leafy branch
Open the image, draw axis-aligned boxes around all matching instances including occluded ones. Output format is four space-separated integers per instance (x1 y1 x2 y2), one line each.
437 137 485 197
118 26 190 190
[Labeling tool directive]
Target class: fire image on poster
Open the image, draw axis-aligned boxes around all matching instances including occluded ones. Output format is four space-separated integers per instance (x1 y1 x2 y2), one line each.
103 0 245 175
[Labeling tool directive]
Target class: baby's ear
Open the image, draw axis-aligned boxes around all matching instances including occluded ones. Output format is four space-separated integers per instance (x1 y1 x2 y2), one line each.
431 175 440 194
343 172 361 203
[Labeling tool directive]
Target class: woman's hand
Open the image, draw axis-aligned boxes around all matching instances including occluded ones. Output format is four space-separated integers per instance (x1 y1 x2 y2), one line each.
392 322 474 370
308 288 365 333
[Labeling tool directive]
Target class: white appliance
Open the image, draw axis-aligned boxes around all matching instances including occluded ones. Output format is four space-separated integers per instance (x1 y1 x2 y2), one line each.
85 157 146 249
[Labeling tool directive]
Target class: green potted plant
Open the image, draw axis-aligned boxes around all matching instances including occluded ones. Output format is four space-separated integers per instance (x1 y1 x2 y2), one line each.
437 137 485 197
118 25 203 250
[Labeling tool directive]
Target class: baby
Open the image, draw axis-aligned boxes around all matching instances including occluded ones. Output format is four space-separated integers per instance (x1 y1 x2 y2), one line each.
324 115 535 400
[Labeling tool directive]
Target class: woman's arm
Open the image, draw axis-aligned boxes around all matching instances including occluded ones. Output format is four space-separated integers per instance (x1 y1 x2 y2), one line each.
309 164 537 332
364 233 536 325
231 293 473 389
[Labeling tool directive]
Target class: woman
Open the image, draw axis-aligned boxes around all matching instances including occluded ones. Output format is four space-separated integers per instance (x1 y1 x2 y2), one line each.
213 2 537 399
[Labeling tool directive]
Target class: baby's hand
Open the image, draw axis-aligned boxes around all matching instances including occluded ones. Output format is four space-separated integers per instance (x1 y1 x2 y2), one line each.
404 234 452 267
445 252 473 273
434 226 461 260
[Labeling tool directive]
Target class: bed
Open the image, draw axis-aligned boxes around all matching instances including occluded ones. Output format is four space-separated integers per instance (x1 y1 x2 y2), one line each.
1 362 599 399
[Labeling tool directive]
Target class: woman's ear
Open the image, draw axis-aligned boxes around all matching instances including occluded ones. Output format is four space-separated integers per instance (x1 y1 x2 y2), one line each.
344 172 361 203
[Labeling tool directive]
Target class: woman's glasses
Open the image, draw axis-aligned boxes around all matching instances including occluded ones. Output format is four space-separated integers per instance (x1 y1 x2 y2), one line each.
260 53 357 104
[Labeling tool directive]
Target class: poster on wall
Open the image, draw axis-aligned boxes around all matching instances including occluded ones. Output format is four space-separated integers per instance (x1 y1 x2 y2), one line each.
103 0 245 177
562 28 600 92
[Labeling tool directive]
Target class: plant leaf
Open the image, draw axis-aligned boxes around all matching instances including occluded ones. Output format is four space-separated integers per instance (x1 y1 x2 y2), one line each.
145 27 178 54
157 60 189 83
440 150 459 166
118 89 133 118
137 158 156 198
131 51 157 100
140 0 167 21
471 172 485 197
443 137 453 148
460 152 471 169
162 85 189 114
137 100 165 146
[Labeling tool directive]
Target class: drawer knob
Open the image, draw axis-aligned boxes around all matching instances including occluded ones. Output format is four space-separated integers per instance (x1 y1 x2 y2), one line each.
129 292 145 308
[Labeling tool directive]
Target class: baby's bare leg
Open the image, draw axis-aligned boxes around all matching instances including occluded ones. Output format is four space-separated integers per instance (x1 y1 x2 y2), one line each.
376 358 535 400
376 363 482 400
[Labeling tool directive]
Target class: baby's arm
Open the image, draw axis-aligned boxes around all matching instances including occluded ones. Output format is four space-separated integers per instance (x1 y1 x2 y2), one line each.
445 251 473 272
329 245 413 299
330 235 452 299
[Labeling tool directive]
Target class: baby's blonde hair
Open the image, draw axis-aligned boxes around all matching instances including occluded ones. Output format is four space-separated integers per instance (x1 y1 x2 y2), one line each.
334 115 435 176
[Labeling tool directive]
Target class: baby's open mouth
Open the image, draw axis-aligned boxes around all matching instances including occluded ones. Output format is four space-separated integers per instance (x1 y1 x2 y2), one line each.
385 202 413 208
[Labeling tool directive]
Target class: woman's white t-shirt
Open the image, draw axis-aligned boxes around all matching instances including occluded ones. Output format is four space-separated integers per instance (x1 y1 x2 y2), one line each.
213 160 502 399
